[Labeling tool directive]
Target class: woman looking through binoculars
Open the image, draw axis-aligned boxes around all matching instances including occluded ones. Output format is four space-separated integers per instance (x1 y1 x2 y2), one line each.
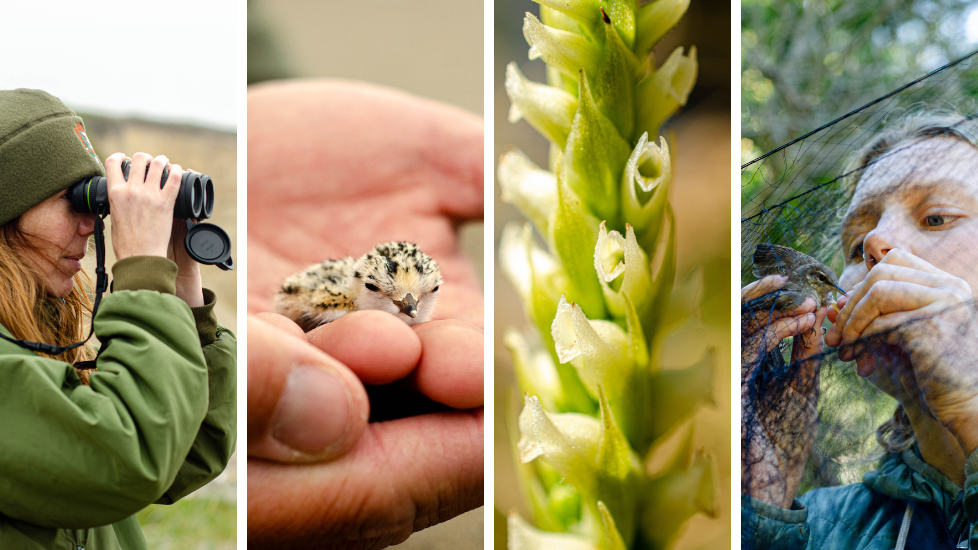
0 89 235 549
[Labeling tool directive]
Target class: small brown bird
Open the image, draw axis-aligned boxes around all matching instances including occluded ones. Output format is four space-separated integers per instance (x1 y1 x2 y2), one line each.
750 243 846 313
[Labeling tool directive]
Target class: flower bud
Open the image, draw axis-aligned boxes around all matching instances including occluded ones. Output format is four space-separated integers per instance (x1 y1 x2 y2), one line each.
634 0 689 56
499 148 557 240
593 16 638 138
518 394 600 492
508 511 600 550
635 46 697 139
505 329 563 411
594 222 652 320
506 62 578 149
622 133 672 248
561 74 631 224
640 443 718 548
644 348 716 441
524 13 599 78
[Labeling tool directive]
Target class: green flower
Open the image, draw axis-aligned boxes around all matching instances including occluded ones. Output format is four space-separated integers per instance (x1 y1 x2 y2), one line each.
500 0 715 547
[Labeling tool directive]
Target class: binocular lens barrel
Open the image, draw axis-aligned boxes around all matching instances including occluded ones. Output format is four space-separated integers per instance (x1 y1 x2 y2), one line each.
68 160 214 220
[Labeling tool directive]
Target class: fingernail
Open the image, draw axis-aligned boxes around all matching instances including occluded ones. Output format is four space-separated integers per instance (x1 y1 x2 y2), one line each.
271 365 351 454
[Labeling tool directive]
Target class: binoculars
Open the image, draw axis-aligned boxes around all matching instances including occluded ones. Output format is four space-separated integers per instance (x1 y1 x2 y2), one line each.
67 160 234 270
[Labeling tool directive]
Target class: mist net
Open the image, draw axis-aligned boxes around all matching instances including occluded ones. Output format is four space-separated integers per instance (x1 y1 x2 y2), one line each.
741 49 978 545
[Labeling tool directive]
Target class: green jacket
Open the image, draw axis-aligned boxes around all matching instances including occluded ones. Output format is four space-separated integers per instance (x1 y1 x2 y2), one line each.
743 447 978 549
0 257 237 550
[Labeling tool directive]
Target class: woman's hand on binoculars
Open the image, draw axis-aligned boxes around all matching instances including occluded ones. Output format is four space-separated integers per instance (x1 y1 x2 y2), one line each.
168 217 205 308
105 152 181 260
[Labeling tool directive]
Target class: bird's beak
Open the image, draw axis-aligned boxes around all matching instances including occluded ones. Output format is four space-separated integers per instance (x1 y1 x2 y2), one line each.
394 294 418 318
834 284 847 296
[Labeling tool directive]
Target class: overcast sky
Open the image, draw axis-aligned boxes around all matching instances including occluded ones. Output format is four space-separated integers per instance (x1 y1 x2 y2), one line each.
1 1 237 131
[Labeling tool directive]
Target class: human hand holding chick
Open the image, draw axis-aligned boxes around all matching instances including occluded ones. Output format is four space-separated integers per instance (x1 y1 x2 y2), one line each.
246 80 484 549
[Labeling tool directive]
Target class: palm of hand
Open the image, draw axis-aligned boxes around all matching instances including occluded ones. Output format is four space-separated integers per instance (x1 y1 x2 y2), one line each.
247 80 484 326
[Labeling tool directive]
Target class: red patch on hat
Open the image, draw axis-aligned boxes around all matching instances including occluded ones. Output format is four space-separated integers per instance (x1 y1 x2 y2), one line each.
74 122 100 165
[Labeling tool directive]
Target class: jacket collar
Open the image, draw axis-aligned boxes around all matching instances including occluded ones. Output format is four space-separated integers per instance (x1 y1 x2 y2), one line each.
864 447 969 541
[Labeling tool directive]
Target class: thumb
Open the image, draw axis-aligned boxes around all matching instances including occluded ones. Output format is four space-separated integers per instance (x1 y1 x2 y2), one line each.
248 315 370 463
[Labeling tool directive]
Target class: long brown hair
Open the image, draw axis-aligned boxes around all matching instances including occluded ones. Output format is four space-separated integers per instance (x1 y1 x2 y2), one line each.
0 221 96 383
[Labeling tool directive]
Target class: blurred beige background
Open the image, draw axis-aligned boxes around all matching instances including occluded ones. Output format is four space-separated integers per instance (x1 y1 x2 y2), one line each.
493 0 731 547
249 0 484 547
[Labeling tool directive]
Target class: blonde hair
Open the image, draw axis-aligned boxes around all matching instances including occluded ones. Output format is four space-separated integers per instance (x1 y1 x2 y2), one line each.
875 406 915 455
844 111 978 193
0 221 96 383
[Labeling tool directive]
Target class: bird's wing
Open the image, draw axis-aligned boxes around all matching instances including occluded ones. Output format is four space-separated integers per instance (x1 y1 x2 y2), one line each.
752 243 800 278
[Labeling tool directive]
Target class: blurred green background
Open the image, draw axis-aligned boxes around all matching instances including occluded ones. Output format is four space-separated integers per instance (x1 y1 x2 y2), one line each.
742 0 978 174
494 0 731 548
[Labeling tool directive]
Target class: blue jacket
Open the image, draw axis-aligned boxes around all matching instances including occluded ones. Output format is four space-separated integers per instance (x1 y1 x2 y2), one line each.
743 448 978 549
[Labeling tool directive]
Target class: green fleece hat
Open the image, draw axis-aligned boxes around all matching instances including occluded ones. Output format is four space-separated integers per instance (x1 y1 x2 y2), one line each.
0 89 105 225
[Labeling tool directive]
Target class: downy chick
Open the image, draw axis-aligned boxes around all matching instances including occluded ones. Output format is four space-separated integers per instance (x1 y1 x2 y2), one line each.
275 241 442 331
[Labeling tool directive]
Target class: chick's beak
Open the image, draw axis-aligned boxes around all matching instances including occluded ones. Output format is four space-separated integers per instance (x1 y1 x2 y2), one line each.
394 293 418 318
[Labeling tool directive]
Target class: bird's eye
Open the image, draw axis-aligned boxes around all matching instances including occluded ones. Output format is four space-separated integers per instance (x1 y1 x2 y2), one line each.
365 283 380 292
431 285 440 292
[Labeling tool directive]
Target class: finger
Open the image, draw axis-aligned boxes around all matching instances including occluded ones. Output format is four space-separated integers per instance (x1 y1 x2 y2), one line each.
161 162 183 203
826 264 951 345
412 320 483 409
848 320 910 379
248 315 370 463
826 295 846 324
837 280 944 345
145 155 169 190
791 306 828 362
128 152 153 184
103 153 127 190
877 248 949 276
781 296 817 318
306 310 422 385
253 312 306 340
742 275 787 304
769 312 817 343
247 408 483 549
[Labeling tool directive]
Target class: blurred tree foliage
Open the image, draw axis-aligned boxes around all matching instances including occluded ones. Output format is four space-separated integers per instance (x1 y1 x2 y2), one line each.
742 0 978 165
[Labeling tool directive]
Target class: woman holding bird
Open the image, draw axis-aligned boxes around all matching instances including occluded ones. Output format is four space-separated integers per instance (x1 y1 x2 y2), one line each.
741 114 978 549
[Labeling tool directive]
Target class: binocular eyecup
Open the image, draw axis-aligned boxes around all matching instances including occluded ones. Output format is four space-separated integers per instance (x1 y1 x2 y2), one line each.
68 159 213 220
66 159 233 270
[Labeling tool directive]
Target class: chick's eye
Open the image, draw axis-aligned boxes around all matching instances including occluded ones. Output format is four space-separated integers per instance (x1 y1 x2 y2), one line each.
364 283 380 292
431 285 440 292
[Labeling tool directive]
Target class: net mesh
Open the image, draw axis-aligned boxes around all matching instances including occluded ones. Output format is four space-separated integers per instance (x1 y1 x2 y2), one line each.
741 49 978 503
